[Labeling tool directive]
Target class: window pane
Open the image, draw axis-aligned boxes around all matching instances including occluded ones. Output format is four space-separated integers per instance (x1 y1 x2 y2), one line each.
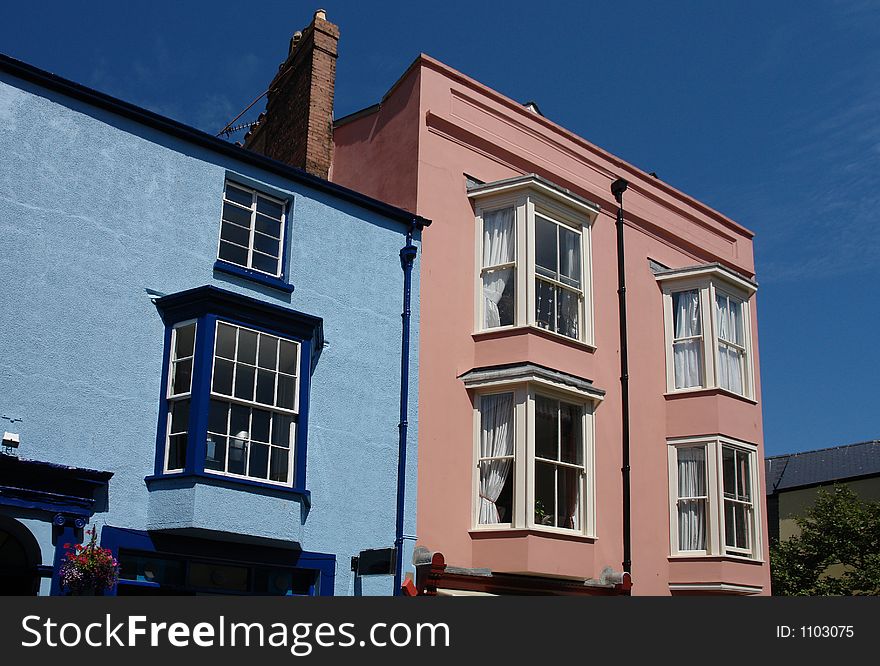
251 408 271 443
556 288 579 339
167 434 187 471
175 324 195 358
212 358 234 395
673 339 703 389
272 415 293 448
252 251 280 275
279 341 298 375
678 499 706 550
722 446 736 499
258 335 278 370
253 232 280 258
256 196 284 219
229 404 250 438
673 290 702 338
219 241 248 267
735 503 750 550
249 442 269 479
724 500 735 548
234 364 255 401
256 369 276 405
237 329 258 365
535 216 557 277
255 214 281 238
558 226 581 288
535 396 558 460
535 279 555 330
270 448 289 483
277 375 296 410
205 435 226 471
482 208 515 267
228 436 247 475
557 467 580 530
737 450 751 500
225 184 252 207
560 402 583 465
208 399 229 435
216 323 237 360
220 220 250 247
482 268 514 328
222 201 252 227
170 399 190 434
171 359 192 395
478 460 513 523
535 462 555 526
677 446 706 497
732 301 744 346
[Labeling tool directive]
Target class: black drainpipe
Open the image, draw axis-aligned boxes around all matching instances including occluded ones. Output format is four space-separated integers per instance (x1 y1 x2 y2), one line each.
393 221 419 595
611 177 632 578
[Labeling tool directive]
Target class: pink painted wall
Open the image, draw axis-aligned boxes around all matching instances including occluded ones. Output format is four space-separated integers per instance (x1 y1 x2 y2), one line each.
333 55 770 595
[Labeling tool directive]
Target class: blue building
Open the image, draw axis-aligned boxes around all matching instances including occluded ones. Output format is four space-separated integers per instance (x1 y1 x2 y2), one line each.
0 48 428 596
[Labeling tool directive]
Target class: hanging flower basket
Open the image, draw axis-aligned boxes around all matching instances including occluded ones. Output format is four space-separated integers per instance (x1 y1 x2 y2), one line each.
59 526 119 595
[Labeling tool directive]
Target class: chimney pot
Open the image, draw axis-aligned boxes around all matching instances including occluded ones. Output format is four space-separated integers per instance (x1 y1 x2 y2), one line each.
314 9 326 20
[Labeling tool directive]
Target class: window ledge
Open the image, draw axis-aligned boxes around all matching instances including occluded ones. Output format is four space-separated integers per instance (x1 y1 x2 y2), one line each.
664 387 757 405
472 325 596 352
144 472 311 507
668 554 765 565
213 260 295 294
469 527 597 543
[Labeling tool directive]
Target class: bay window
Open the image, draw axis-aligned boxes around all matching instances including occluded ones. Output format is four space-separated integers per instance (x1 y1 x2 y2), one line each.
469 175 599 345
667 437 760 559
464 363 603 537
152 286 322 494
658 265 757 398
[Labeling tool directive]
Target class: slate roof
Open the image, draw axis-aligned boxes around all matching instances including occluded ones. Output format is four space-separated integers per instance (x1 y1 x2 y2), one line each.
765 440 880 494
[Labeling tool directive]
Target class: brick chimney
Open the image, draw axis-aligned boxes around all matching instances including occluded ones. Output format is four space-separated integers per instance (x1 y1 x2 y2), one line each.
243 9 339 179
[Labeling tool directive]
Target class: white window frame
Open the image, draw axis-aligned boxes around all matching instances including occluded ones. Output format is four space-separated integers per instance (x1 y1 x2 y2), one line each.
659 271 756 399
470 380 598 538
471 182 596 346
163 320 197 474
667 436 762 560
205 321 299 488
217 180 287 278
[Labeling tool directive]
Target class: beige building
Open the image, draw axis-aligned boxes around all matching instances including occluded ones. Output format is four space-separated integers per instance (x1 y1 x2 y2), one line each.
765 440 880 542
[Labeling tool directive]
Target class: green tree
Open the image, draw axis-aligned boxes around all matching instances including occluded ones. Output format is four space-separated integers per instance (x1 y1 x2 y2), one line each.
771 485 880 595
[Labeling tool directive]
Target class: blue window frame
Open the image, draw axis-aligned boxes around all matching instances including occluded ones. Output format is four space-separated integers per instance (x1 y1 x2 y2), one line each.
214 177 295 293
150 286 322 497
99 527 336 596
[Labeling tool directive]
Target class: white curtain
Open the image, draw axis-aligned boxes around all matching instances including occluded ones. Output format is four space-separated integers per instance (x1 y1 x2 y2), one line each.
559 227 580 285
677 447 707 550
482 208 515 328
479 393 514 524
715 295 744 394
673 290 703 388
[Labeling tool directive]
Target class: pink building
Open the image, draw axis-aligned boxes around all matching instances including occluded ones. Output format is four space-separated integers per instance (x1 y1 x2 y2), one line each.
247 13 770 596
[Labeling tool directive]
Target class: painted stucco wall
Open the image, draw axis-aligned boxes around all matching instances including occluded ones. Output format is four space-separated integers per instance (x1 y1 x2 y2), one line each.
0 72 420 596
775 478 880 541
332 55 769 595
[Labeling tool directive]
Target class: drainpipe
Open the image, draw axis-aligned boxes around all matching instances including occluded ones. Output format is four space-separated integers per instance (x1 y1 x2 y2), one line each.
394 222 419 595
611 177 632 578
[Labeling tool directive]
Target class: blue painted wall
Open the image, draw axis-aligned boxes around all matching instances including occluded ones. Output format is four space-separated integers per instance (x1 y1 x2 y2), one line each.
0 72 420 595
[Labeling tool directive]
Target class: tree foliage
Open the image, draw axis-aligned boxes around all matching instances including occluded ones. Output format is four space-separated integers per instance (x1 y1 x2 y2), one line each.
771 485 880 595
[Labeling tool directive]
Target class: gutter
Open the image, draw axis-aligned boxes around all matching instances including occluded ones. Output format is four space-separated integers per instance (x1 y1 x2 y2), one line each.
393 220 424 594
611 178 633 579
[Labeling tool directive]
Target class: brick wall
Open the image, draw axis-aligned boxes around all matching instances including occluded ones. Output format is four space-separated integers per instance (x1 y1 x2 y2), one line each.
243 10 338 180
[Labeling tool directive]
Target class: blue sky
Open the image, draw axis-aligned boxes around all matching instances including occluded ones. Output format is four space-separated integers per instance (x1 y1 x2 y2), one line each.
2 1 877 456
